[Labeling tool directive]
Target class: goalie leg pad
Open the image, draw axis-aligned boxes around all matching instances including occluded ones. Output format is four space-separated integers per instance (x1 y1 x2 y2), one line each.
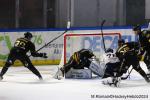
89 60 104 77
65 68 92 79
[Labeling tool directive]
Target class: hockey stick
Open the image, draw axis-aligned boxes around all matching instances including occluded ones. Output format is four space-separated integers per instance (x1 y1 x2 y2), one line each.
37 22 70 52
100 20 106 52
29 21 71 57
121 42 142 80
121 67 133 80
118 58 134 80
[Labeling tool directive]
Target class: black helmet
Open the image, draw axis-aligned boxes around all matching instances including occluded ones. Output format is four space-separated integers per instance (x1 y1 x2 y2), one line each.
118 39 125 44
106 48 113 53
133 25 141 31
24 32 33 39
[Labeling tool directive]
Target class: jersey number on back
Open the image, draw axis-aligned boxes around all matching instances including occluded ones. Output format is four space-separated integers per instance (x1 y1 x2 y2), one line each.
14 40 26 49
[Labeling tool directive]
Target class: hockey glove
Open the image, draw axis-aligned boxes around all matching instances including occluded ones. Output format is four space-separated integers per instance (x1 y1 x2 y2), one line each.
39 53 48 58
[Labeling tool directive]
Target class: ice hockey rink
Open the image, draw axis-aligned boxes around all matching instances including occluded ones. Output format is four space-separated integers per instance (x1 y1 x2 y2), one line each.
0 62 150 100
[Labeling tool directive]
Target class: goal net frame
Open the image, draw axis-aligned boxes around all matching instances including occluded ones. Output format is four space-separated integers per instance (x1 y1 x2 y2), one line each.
63 33 121 64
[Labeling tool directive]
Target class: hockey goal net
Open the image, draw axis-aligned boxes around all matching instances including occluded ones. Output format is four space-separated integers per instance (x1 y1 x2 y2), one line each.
60 33 121 66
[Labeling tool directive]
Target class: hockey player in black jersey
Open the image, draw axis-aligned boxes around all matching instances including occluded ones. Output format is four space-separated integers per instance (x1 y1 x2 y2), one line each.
133 25 150 73
54 49 96 79
0 32 47 80
115 41 150 82
102 40 150 87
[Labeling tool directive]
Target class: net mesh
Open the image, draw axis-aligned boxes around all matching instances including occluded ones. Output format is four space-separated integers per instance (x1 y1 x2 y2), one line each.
59 33 121 67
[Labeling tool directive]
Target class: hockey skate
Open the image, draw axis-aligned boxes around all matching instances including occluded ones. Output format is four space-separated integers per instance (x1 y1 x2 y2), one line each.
147 68 150 77
113 77 121 87
147 74 150 78
0 75 3 81
39 76 43 80
54 67 64 80
102 77 121 87
144 74 150 83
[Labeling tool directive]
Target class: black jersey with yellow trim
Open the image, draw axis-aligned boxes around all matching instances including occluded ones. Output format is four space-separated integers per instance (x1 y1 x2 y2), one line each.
116 42 140 59
14 37 36 54
139 30 150 51
72 52 80 64
78 49 94 59
72 49 94 64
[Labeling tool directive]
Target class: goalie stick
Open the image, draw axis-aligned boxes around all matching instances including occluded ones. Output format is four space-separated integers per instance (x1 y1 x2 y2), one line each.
121 68 133 80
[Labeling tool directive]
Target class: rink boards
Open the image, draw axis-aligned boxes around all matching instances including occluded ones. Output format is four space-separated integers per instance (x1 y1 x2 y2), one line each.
0 26 147 66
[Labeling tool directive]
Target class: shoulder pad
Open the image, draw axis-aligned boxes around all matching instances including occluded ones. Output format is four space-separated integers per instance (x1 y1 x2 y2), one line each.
142 30 150 34
142 30 150 38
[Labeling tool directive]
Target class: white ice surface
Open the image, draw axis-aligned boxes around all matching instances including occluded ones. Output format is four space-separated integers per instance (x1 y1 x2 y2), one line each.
0 62 150 100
